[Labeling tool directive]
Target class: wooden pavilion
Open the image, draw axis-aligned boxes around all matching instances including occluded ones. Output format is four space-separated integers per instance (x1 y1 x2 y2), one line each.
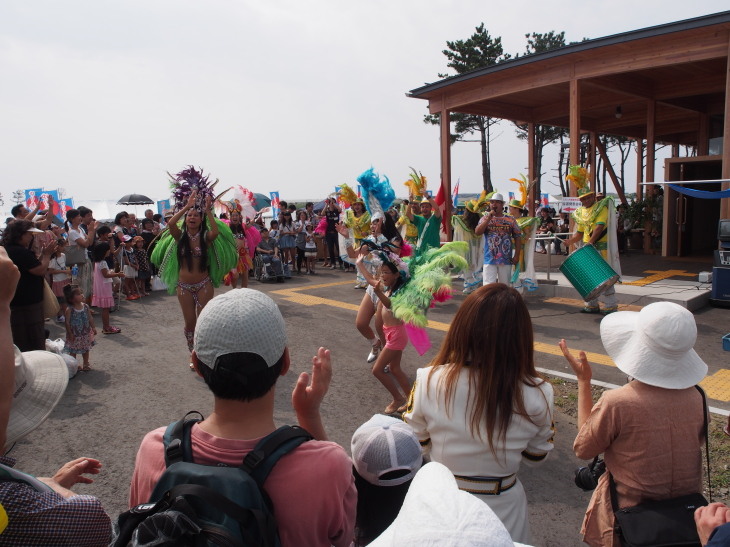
408 11 730 257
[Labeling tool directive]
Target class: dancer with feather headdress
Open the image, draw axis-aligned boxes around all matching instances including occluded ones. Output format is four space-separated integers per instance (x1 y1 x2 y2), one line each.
151 166 237 359
452 191 490 294
507 175 539 294
563 165 622 314
355 239 468 414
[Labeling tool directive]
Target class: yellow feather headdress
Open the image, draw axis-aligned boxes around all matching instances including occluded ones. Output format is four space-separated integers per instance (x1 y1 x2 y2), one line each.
464 190 493 213
403 167 427 198
337 183 360 208
567 165 593 197
508 174 535 208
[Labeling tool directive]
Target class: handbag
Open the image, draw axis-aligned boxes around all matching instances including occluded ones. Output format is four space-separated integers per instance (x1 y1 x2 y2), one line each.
609 386 710 547
150 275 167 291
42 280 60 319
65 244 87 265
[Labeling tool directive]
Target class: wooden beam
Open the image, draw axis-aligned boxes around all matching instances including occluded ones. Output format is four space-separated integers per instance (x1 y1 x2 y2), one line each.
698 113 709 155
584 74 654 100
440 108 453 240
569 79 581 183
596 139 628 205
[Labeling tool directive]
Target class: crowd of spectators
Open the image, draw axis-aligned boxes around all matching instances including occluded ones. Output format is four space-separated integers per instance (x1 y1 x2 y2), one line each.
0 193 724 547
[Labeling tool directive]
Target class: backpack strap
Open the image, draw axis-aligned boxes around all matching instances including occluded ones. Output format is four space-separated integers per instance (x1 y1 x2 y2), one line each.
241 425 313 487
163 411 204 467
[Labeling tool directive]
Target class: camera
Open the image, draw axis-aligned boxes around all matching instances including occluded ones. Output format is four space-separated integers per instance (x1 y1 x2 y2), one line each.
574 456 605 491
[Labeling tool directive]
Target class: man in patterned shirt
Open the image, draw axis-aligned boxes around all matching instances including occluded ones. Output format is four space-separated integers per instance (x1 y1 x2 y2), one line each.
475 193 523 287
0 247 111 546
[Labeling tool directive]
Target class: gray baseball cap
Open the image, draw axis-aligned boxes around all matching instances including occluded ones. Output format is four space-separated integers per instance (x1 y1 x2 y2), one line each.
194 289 287 369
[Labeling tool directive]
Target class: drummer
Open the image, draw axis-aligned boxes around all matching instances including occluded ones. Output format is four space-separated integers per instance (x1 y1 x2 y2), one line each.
563 166 619 314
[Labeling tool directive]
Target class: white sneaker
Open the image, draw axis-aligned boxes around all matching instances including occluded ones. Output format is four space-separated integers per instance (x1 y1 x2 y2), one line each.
367 343 381 363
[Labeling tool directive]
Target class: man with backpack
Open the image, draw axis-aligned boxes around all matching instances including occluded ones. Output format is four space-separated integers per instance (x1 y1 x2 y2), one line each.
127 288 357 546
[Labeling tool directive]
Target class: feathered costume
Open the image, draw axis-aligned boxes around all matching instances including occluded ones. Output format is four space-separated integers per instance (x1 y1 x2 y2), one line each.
218 195 262 285
508 175 539 293
388 241 468 355
568 165 622 311
338 183 371 267
398 168 427 243
452 191 490 294
151 166 238 296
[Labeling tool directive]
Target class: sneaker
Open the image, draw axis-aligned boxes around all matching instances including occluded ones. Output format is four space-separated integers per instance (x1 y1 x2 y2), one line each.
367 343 381 363
580 306 600 314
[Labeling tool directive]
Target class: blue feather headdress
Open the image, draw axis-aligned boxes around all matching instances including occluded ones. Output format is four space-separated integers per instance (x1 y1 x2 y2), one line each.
357 168 394 221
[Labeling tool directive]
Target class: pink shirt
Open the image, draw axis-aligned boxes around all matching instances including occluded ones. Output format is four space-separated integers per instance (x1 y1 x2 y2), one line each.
129 424 357 547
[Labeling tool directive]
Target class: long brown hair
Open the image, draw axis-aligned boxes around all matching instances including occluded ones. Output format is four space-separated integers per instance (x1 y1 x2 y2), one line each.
427 283 545 457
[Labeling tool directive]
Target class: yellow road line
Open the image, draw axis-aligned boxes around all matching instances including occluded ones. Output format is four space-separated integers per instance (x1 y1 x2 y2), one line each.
624 269 696 286
272 282 617 368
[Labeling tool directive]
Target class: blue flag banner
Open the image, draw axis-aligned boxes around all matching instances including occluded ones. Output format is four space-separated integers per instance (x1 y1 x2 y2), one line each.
24 188 43 209
157 199 171 215
270 192 280 219
668 184 730 199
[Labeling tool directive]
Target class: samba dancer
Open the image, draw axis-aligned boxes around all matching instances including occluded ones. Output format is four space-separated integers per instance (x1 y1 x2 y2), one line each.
151 167 237 358
563 165 622 314
507 175 539 293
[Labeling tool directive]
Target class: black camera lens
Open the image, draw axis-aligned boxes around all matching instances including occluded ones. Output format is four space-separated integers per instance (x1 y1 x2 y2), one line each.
574 458 606 491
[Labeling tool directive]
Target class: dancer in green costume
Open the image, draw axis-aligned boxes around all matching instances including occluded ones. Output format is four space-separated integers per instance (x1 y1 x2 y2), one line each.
151 167 236 357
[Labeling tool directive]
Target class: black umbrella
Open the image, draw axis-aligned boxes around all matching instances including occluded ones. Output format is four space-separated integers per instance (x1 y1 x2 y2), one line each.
117 194 154 205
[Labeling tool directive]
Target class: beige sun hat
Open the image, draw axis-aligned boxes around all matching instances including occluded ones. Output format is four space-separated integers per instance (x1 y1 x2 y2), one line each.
6 347 69 452
600 301 707 389
370 462 531 546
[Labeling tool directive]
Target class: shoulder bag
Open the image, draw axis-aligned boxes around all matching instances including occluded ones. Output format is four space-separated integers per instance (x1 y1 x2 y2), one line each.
65 243 87 265
609 385 710 547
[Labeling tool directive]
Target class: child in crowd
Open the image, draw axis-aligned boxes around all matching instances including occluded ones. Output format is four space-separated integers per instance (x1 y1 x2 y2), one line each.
63 285 96 371
132 236 151 296
91 242 124 334
304 223 318 274
269 219 280 242
355 253 411 414
48 238 72 322
121 236 139 300
351 414 423 546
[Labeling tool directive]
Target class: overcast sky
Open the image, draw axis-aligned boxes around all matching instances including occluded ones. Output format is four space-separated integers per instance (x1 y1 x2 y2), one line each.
1 0 727 211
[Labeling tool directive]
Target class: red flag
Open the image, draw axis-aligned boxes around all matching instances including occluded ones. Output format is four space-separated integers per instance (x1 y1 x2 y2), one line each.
434 180 448 233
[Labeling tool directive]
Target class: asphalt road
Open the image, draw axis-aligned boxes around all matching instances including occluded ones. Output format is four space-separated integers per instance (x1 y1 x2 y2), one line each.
10 267 729 546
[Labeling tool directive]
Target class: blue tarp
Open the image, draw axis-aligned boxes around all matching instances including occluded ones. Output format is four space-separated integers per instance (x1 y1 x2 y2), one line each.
668 184 730 199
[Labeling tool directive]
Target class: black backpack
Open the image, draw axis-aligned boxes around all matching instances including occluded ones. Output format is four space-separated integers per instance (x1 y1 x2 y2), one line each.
112 412 313 547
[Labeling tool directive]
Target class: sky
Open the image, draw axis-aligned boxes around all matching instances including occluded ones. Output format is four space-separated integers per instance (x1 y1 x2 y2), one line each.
1 0 728 214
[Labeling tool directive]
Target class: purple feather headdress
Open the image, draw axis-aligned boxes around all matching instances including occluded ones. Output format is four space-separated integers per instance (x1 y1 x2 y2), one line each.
169 166 219 212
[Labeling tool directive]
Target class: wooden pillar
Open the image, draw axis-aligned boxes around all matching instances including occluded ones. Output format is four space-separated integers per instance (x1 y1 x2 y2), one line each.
646 100 656 187
440 108 453 240
721 36 730 220
588 132 597 193
569 79 581 196
527 122 536 215
645 100 656 253
636 139 644 200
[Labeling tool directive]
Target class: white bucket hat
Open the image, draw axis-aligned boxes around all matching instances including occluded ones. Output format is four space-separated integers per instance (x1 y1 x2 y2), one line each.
600 301 707 390
6 347 69 452
370 462 530 546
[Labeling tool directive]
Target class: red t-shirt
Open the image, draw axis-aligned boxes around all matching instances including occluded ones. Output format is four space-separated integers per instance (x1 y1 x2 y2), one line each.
129 424 357 547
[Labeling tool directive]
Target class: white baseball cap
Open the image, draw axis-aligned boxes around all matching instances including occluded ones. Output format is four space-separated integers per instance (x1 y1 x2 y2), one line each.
194 289 287 369
351 414 422 487
490 193 505 202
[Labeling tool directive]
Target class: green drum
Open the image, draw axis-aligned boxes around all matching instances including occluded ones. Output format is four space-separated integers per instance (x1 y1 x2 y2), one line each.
559 245 619 301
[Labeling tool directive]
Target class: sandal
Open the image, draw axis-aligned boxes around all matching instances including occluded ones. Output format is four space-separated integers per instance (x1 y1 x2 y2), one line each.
396 402 409 413
81 364 92 371
102 326 121 334
384 400 406 414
